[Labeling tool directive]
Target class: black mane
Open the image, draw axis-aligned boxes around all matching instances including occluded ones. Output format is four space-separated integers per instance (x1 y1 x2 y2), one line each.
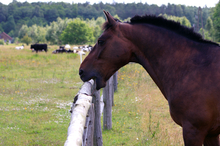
130 15 219 46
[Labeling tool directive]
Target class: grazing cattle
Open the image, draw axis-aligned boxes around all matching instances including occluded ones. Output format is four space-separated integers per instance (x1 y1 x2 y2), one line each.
72 45 93 52
57 46 67 53
52 46 74 54
65 44 71 49
77 45 93 52
15 45 24 50
66 49 73 53
31 44 47 53
52 50 57 54
73 50 78 53
73 46 78 50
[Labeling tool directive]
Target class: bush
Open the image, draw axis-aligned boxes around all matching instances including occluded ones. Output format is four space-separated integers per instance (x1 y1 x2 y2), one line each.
0 39 4 45
21 33 32 45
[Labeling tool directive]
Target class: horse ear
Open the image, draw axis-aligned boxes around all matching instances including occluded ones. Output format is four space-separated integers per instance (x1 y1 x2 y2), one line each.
103 10 116 26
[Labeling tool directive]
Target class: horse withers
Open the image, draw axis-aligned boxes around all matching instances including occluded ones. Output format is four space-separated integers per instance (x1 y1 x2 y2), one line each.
79 11 220 146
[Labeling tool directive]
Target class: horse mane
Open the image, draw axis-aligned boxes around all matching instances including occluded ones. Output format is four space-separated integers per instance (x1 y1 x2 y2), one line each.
130 15 219 46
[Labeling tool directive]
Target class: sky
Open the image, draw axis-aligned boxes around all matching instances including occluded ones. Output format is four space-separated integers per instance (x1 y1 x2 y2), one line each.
1 0 219 7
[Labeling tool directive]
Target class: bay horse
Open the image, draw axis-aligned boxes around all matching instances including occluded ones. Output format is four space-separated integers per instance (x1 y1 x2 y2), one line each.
79 11 220 146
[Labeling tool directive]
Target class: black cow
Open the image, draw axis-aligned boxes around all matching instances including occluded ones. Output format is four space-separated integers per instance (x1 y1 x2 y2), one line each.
66 49 73 53
52 46 74 54
31 44 48 53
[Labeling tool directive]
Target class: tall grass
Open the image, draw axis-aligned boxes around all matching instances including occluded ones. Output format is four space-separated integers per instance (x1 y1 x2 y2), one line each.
0 45 183 145
0 45 82 145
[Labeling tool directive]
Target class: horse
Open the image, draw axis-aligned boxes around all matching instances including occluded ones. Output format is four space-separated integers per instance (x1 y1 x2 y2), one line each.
79 11 220 146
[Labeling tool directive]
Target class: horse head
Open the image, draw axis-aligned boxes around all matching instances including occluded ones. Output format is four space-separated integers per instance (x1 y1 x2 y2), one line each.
79 11 137 90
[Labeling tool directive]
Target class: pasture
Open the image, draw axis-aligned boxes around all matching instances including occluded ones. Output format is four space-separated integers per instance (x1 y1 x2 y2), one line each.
0 45 183 145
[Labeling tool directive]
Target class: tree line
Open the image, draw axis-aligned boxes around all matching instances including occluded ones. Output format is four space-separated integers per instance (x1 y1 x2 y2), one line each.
16 16 105 45
1 0 220 44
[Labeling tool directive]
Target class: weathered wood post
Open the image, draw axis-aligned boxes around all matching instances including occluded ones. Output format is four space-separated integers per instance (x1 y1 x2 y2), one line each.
113 71 118 92
103 76 113 130
109 75 114 106
92 83 103 146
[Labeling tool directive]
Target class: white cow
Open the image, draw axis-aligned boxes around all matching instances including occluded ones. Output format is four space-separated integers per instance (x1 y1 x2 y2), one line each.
15 45 24 50
73 46 78 50
65 44 71 49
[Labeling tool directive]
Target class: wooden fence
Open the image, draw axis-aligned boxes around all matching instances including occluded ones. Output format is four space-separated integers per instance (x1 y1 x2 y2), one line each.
65 73 118 146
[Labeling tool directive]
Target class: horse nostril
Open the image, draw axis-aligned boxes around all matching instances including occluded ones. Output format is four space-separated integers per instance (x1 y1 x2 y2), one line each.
79 69 84 76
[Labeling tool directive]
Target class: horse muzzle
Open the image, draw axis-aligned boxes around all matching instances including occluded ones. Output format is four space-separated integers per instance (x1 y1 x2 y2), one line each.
79 68 88 82
79 68 106 90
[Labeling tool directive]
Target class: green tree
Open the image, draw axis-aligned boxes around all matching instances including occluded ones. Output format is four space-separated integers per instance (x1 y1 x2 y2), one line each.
35 26 47 43
0 24 3 32
94 17 105 39
46 22 58 44
60 18 95 45
27 24 47 43
28 24 38 43
205 16 214 40
44 8 59 22
8 30 14 37
21 33 32 45
18 25 29 39
96 17 105 27
199 28 212 40
213 1 220 42
161 14 191 27
4 15 16 33
46 17 70 44
0 13 6 23
86 17 104 41
206 16 214 31
180 16 191 27
175 5 183 17
113 14 120 20
33 5 44 18
13 37 19 44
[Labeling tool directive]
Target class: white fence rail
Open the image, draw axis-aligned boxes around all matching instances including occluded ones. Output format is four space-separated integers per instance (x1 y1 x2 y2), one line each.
64 80 94 146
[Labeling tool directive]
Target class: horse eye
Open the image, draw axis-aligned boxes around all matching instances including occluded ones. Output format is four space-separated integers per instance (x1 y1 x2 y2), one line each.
98 40 104 45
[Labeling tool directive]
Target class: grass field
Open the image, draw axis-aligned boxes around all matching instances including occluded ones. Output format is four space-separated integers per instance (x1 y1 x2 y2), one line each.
0 44 183 146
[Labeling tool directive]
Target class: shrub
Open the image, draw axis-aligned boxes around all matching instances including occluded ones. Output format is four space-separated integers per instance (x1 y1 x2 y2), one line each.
0 39 4 45
21 33 32 45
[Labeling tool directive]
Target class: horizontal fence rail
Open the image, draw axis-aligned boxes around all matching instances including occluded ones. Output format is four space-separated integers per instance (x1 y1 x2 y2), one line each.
64 80 94 146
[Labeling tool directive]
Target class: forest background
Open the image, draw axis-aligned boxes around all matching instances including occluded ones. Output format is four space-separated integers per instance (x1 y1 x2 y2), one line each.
1 0 220 45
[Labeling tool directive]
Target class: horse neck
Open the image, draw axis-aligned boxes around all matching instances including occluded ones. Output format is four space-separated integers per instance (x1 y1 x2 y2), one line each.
124 24 200 98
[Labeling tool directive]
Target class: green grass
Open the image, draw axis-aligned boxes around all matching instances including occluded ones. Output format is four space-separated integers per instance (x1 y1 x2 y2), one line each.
0 45 183 145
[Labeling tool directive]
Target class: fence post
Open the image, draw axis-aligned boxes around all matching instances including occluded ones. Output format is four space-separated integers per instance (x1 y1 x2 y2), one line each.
103 77 113 130
113 71 118 92
109 76 114 106
92 83 103 146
